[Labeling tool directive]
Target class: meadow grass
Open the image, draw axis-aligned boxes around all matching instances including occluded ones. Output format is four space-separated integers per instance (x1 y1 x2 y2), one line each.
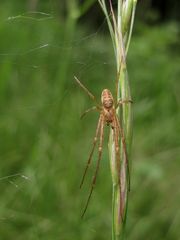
0 2 179 240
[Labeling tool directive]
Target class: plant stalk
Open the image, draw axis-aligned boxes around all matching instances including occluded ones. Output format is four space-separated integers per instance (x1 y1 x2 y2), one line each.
99 0 137 239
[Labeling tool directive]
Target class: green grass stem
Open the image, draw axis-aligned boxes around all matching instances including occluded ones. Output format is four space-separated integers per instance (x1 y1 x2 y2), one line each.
99 0 138 239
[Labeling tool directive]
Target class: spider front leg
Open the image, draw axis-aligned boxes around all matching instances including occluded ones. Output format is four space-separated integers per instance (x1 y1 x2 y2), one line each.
115 98 133 109
81 115 104 218
74 76 100 107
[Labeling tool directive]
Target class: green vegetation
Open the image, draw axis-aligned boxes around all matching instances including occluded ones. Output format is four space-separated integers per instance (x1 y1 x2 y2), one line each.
0 1 179 240
98 1 137 239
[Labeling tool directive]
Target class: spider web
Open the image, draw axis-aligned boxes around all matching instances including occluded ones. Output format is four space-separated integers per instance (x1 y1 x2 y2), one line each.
0 3 115 238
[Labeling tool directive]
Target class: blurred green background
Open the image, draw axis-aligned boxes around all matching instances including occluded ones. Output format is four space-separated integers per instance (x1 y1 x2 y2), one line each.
0 1 179 239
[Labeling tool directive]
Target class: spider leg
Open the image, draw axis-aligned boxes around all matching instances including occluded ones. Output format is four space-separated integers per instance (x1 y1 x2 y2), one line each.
80 106 99 119
74 76 100 107
115 60 122 104
112 119 124 222
115 66 121 105
81 115 104 218
115 98 133 109
80 115 102 189
115 115 131 192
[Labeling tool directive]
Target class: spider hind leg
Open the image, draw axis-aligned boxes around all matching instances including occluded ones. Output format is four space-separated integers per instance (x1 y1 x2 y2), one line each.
81 116 105 218
80 115 102 189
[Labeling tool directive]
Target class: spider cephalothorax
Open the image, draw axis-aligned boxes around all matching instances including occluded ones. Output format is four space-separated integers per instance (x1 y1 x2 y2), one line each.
101 89 114 109
101 89 115 125
74 76 132 218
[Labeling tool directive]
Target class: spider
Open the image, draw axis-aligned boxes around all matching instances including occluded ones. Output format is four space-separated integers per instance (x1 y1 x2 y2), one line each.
75 76 132 218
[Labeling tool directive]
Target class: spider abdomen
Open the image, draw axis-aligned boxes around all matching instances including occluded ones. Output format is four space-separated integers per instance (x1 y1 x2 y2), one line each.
103 108 114 124
101 89 114 109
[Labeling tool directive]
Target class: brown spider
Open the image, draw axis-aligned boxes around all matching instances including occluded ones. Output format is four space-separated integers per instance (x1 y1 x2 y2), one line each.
75 76 132 218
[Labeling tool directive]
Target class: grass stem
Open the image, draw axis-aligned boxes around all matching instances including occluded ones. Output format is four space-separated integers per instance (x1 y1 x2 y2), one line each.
99 1 138 239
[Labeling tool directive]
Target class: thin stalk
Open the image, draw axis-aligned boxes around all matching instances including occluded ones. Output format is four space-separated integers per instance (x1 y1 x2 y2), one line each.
125 0 137 54
99 0 137 239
